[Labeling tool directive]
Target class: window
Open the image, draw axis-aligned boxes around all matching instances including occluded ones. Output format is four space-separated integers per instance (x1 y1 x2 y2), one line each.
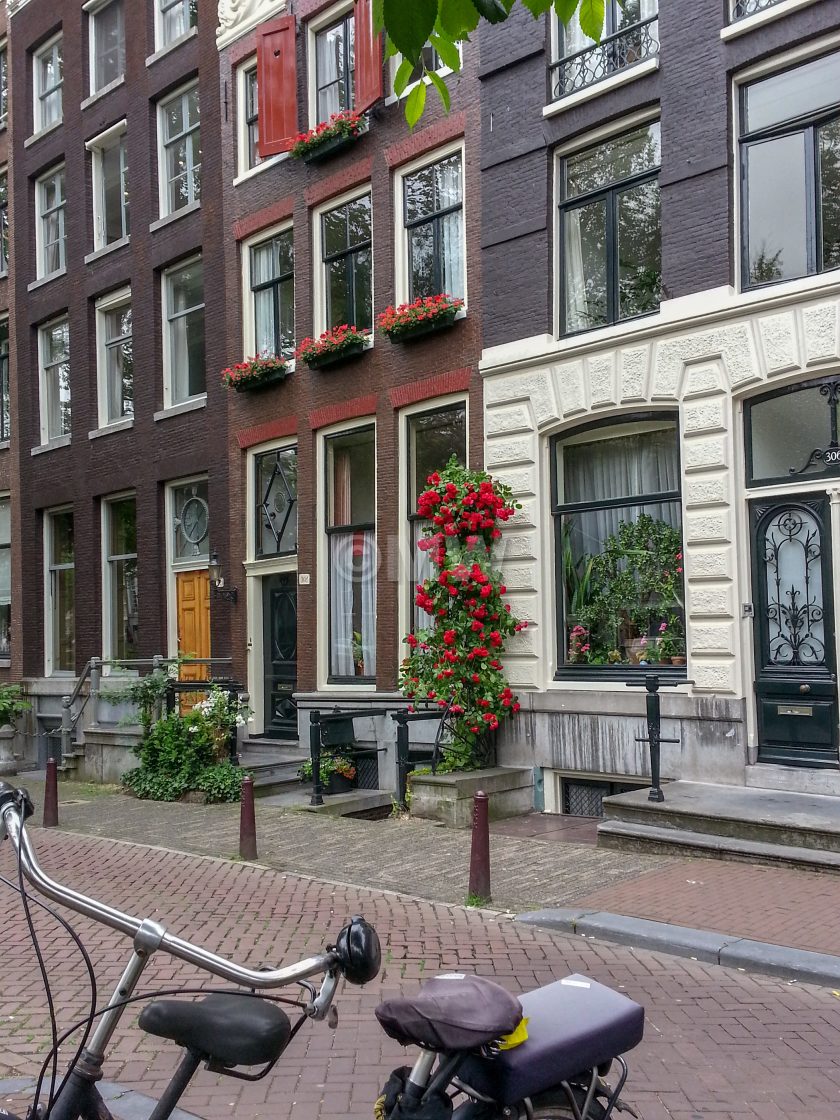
158 84 201 217
551 418 684 675
104 496 138 660
39 318 71 443
407 403 467 627
88 125 129 250
90 0 125 93
34 35 63 132
402 151 465 302
172 479 209 561
560 121 661 335
164 257 205 405
238 62 262 174
47 508 75 673
157 0 197 49
315 10 355 123
96 289 132 426
746 377 840 486
0 319 9 442
0 498 9 660
0 171 8 276
256 447 297 557
320 191 372 332
0 43 8 129
36 165 66 278
552 0 659 101
250 229 294 360
325 426 376 680
740 51 840 288
732 0 785 19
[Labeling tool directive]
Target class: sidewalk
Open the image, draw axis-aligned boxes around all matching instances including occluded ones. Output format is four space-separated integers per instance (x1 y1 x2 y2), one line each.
21 775 840 961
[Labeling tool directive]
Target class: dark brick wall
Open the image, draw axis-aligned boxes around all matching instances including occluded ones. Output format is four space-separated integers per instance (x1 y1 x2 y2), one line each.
217 10 484 700
0 3 13 682
10 1 227 678
479 0 840 346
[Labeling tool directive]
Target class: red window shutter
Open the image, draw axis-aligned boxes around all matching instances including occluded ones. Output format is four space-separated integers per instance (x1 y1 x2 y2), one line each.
354 0 382 113
256 15 298 157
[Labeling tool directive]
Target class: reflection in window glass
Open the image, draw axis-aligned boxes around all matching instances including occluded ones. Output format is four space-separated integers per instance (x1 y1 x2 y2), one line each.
321 194 371 331
403 154 464 300
745 135 808 284
315 14 355 122
251 231 294 359
166 259 205 403
256 447 298 557
48 509 75 672
106 497 138 661
748 382 840 484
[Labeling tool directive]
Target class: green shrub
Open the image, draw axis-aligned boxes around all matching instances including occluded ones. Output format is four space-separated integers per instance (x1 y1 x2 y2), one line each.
193 762 249 803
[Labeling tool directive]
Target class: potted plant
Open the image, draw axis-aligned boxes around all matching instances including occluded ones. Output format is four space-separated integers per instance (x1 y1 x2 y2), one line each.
377 295 464 343
289 110 366 163
295 325 370 370
221 353 290 393
299 754 357 795
656 617 686 665
0 684 30 777
352 631 365 677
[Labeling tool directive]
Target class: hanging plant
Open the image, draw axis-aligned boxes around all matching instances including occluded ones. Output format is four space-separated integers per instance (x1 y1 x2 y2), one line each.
399 458 527 770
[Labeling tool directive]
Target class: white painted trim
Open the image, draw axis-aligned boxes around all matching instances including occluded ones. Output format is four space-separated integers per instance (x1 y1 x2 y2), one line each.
32 32 63 135
87 0 125 98
94 285 131 429
154 0 195 54
34 163 66 281
149 199 201 233
392 139 467 310
161 253 204 410
43 504 74 678
146 24 197 66
315 417 377 691
386 43 461 104
311 181 373 338
80 74 125 111
734 27 840 85
722 0 824 40
543 57 659 118
156 79 200 220
552 105 660 157
232 153 287 187
23 120 63 149
153 397 207 423
37 314 69 447
100 490 137 664
87 121 128 252
84 235 130 265
89 417 134 440
216 0 287 50
236 55 258 179
241 217 294 359
30 434 71 456
306 0 355 130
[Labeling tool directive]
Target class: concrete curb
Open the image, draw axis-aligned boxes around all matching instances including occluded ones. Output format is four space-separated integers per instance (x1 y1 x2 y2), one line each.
0 1078 201 1120
517 908 840 988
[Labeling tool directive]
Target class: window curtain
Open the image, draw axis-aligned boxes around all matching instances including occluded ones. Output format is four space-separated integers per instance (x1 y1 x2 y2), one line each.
169 287 189 402
359 530 376 675
330 534 354 676
437 158 463 298
316 26 343 119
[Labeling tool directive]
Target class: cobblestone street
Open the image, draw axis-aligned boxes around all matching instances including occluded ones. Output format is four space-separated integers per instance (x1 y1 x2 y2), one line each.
1 823 840 1120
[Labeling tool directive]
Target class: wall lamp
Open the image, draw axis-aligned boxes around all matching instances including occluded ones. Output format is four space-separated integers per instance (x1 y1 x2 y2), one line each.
208 550 238 604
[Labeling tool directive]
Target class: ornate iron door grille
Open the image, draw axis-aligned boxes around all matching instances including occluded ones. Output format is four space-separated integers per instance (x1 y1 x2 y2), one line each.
263 573 298 739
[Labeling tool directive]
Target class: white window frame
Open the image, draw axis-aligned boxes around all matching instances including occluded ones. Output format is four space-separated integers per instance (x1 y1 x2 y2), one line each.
0 316 9 444
241 219 295 363
316 417 377 692
101 491 138 662
33 33 63 134
155 0 197 52
0 165 8 277
44 505 75 677
393 140 467 309
0 491 10 664
156 80 201 219
164 474 208 657
95 286 132 430
397 394 469 657
38 315 71 445
86 120 129 252
0 39 8 130
35 163 66 280
388 42 462 103
162 254 205 410
312 183 374 339
306 0 355 129
86 0 125 96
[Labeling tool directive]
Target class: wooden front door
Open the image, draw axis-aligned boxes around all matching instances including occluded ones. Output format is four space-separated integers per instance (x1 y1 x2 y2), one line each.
176 569 211 709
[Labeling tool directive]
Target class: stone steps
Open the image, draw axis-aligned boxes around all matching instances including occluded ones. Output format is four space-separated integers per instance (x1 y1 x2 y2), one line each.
239 741 309 797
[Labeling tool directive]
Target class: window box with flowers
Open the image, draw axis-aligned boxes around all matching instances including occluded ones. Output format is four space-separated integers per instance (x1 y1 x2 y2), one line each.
295 325 370 370
378 295 464 344
221 354 290 393
290 111 366 164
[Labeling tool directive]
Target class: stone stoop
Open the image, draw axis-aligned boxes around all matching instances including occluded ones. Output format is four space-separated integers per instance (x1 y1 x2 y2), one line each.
239 740 310 797
409 766 534 829
598 780 840 871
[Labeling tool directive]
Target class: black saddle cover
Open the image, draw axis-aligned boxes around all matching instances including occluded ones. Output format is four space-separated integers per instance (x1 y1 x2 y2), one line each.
139 993 292 1067
375 974 522 1051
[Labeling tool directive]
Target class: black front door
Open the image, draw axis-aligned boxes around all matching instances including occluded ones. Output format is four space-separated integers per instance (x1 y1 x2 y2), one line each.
262 572 298 739
751 495 838 767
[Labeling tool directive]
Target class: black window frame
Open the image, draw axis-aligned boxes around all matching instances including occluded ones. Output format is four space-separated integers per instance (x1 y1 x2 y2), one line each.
745 375 840 487
255 445 298 559
321 191 372 332
558 124 662 338
739 51 840 291
403 152 464 302
0 171 7 277
550 411 686 682
315 12 355 123
0 319 8 442
250 229 294 360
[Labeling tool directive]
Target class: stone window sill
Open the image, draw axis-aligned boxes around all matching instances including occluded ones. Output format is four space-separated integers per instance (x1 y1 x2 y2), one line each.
24 119 63 148
84 236 130 265
154 396 207 422
28 269 66 292
31 435 71 456
81 75 125 110
721 0 822 39
150 200 200 232
233 153 287 186
146 26 198 67
89 418 134 439
543 56 659 118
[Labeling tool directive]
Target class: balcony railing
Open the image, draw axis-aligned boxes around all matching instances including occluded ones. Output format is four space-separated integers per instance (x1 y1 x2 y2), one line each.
550 16 659 102
731 0 784 18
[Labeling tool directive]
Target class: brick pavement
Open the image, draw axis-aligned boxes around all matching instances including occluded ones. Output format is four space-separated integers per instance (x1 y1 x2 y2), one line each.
1 828 840 1120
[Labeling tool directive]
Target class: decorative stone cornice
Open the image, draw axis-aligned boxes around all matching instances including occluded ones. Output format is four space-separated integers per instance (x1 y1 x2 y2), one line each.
217 0 287 50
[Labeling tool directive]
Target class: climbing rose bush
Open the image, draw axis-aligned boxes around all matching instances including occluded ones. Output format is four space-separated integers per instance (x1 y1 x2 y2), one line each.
399 458 527 769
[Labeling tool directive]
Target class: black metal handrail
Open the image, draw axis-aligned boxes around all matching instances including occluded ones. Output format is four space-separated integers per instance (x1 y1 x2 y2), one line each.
731 0 783 19
550 15 659 101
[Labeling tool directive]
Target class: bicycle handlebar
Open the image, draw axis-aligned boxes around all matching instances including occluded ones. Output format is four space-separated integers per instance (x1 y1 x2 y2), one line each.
0 795 339 990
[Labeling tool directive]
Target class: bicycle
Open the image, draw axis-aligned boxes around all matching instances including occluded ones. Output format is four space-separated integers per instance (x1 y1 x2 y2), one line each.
0 782 645 1120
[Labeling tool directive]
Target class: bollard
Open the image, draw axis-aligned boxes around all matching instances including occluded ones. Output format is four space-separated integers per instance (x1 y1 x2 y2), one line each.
43 757 59 828
468 790 491 903
395 714 410 811
309 710 323 807
239 776 257 860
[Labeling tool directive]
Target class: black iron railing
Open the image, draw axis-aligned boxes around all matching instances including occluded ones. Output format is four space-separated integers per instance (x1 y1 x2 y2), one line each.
550 16 659 101
732 0 783 19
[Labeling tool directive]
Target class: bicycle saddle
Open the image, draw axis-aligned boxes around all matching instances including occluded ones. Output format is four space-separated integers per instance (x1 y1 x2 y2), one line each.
375 974 522 1051
139 993 292 1067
